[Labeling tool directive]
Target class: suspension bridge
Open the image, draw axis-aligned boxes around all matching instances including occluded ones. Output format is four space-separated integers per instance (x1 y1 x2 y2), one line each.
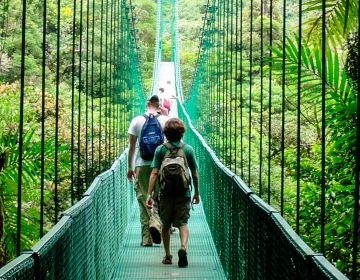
0 0 358 279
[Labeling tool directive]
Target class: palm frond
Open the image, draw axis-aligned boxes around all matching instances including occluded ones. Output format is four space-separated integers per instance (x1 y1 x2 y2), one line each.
270 35 354 106
302 0 358 47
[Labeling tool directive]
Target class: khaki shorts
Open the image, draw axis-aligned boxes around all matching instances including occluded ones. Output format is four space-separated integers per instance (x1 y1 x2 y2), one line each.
159 196 191 229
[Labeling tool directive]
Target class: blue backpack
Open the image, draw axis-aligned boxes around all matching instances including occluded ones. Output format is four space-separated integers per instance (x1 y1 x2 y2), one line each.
139 113 164 160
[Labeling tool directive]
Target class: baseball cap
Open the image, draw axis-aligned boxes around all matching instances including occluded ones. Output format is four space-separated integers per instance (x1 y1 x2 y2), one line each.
148 95 160 103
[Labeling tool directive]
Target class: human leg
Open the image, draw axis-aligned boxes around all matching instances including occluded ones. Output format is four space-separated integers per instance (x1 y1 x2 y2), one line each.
159 196 174 263
162 226 171 258
172 197 191 267
178 225 189 250
135 166 154 246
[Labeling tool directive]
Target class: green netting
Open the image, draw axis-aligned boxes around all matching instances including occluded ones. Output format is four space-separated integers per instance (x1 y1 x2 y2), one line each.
0 253 34 280
32 216 74 279
178 102 348 280
0 152 135 280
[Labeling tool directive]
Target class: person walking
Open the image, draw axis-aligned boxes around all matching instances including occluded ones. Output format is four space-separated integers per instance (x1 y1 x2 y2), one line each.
158 87 171 114
146 118 200 267
127 95 169 247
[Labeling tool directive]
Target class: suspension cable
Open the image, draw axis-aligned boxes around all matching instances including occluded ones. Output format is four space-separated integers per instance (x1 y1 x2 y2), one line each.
17 0 27 256
296 0 302 234
71 0 77 204
40 0 47 237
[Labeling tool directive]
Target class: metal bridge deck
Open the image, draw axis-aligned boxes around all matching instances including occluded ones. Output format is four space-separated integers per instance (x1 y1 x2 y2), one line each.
111 202 226 279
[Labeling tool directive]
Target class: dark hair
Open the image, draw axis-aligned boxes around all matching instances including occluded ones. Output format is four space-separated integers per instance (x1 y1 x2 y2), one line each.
147 95 160 108
164 118 186 141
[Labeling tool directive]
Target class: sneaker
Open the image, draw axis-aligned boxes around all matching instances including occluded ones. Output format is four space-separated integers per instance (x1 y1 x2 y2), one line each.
141 242 153 247
178 249 188 268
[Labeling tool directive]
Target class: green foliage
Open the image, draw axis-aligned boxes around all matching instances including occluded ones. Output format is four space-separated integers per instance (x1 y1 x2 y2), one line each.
303 0 359 48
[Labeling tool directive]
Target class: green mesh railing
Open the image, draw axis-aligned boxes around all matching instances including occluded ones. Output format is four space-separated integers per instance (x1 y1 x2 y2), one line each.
178 102 348 280
0 153 134 280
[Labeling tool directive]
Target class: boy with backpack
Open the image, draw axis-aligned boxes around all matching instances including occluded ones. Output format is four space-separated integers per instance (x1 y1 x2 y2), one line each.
127 95 169 247
146 118 200 268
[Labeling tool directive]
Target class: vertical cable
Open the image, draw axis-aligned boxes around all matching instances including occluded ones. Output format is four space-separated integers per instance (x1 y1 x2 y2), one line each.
77 0 83 199
85 0 90 186
40 0 47 237
211 6 216 150
54 0 60 221
249 0 253 185
91 0 95 178
71 0 77 204
224 0 229 166
17 0 27 256
234 0 238 173
281 0 286 216
116 0 120 155
268 0 273 204
115 0 118 158
296 0 302 234
104 0 109 168
108 0 112 164
109 0 114 162
113 0 118 158
259 0 264 196
121 2 126 150
120 2 124 150
216 0 221 154
99 0 104 173
221 0 225 161
240 0 244 178
229 0 233 170
320 0 326 253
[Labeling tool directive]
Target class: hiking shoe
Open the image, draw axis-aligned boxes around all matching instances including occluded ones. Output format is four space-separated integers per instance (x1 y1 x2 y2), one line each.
141 242 153 247
178 249 188 268
162 255 173 265
149 227 161 244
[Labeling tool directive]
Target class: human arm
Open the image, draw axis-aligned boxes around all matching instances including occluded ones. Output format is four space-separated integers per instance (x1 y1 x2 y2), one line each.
186 145 200 204
158 106 169 116
191 170 200 204
145 168 159 208
127 134 137 180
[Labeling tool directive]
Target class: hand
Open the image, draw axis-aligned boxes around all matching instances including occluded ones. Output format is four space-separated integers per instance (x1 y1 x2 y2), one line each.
127 170 135 181
158 106 169 116
145 196 154 209
192 193 200 204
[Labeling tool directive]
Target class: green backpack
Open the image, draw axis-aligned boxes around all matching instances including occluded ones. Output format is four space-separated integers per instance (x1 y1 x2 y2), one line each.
159 143 191 196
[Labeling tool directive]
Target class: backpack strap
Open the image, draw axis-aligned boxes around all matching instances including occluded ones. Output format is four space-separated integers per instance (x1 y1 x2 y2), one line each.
163 143 188 165
164 142 185 150
143 112 160 119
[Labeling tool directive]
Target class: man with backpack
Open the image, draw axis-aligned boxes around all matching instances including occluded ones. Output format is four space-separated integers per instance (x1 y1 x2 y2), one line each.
146 118 200 268
127 95 169 247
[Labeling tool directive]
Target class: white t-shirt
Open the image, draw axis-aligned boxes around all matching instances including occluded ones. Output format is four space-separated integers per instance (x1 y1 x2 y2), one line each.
128 112 168 167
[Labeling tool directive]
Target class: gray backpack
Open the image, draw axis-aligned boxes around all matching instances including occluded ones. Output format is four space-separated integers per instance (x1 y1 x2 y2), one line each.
159 143 191 196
